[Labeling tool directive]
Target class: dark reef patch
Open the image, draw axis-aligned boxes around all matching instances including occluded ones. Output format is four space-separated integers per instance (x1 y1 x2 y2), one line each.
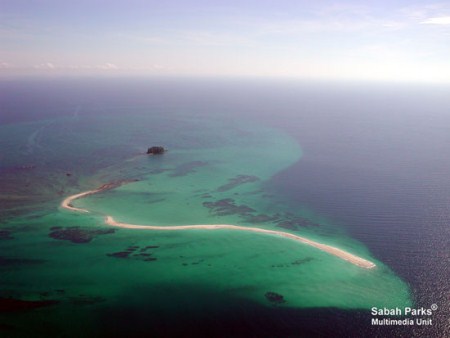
142 245 159 250
203 198 255 216
276 217 319 230
0 256 45 267
107 244 158 262
217 175 260 192
147 168 170 175
145 197 166 204
0 298 60 312
202 198 319 230
0 230 13 240
170 161 208 177
107 251 131 258
265 292 286 304
270 257 313 268
291 257 314 265
244 214 279 223
49 226 116 244
97 179 139 192
68 295 106 306
181 258 205 266
271 263 288 268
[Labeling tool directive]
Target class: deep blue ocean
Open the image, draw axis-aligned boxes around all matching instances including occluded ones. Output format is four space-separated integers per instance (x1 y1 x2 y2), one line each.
0 78 449 337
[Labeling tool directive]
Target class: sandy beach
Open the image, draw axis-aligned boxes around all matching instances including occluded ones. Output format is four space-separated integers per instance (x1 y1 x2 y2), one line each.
62 186 376 269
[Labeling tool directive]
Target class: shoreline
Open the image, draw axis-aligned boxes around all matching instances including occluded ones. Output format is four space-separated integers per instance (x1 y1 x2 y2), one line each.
61 186 376 269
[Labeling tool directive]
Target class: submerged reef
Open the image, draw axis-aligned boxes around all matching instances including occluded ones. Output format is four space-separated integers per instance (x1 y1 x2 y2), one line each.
107 244 159 262
0 256 45 267
216 175 260 192
0 298 60 312
49 226 116 244
0 230 13 240
202 197 319 229
265 292 286 304
203 198 255 216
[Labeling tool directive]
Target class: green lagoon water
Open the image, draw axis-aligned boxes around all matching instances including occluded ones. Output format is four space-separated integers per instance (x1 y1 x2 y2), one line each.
1 104 412 336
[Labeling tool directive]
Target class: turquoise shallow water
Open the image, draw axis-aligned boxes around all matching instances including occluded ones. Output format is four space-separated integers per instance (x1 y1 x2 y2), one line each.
1 99 412 336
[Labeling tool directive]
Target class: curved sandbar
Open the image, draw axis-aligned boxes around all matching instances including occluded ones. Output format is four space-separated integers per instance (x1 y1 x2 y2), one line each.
61 186 376 269
61 190 96 213
61 180 138 213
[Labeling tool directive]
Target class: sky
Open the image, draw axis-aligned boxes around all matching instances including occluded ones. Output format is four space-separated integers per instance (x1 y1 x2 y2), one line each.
1 0 450 82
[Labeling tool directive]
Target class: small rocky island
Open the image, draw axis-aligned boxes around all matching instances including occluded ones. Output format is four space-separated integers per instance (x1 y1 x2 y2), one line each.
147 146 165 155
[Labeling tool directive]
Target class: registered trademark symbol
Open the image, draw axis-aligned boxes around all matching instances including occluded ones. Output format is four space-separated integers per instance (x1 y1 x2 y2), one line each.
430 304 438 311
